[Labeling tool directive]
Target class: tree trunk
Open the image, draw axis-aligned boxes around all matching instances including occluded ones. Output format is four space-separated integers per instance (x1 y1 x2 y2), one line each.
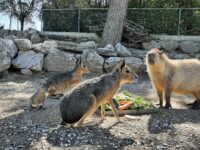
20 18 24 31
102 0 129 45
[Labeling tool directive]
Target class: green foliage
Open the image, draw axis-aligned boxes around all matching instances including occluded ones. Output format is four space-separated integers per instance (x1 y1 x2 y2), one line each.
180 9 200 35
128 0 200 8
113 90 155 111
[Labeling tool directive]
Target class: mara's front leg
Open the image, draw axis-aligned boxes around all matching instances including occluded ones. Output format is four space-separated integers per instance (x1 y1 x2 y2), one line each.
99 104 106 123
108 99 120 122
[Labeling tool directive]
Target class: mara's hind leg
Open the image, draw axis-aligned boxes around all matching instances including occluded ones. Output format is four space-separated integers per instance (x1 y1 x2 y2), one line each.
48 86 63 99
75 95 97 128
47 86 56 97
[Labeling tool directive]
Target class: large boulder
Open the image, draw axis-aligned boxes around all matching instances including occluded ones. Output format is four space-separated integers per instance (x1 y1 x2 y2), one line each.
81 50 104 74
27 28 39 35
115 43 132 57
14 39 33 51
31 33 43 44
20 69 32 76
33 40 58 54
97 44 117 57
12 50 44 71
40 32 100 42
159 40 179 52
33 43 47 54
104 57 144 73
56 41 79 52
142 41 161 50
4 35 18 40
42 40 57 49
56 41 96 53
195 54 200 60
167 52 191 59
0 49 11 73
129 48 148 60
78 41 96 50
0 38 18 58
179 41 200 54
43 51 76 72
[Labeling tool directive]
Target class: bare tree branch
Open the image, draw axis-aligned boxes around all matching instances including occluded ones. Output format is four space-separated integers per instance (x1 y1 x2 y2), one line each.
0 0 42 31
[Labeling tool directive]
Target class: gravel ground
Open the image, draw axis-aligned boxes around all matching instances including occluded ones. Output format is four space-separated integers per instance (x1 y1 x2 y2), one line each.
0 72 200 150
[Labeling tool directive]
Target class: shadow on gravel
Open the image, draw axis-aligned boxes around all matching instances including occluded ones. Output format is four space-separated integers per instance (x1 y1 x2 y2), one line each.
46 125 134 149
147 108 200 134
0 106 134 150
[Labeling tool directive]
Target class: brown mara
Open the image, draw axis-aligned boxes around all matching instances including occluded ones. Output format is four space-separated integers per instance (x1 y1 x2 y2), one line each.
146 48 200 109
60 60 138 127
30 58 89 109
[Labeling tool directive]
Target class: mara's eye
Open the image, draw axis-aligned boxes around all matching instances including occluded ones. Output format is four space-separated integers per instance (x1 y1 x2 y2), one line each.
126 70 130 73
83 65 86 67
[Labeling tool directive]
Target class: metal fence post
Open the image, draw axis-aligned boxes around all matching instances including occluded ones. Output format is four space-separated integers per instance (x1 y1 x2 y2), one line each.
78 9 80 32
178 8 182 35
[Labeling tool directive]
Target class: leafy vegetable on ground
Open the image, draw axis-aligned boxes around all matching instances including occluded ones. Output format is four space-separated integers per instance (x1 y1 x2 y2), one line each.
104 90 155 111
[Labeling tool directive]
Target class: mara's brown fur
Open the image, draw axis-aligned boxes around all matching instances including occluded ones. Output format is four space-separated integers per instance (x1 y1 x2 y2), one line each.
146 48 200 109
30 85 46 109
60 60 138 127
30 58 89 109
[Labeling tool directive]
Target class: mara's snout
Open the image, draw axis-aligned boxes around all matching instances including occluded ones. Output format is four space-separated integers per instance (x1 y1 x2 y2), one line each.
130 72 138 84
147 53 156 65
84 67 90 74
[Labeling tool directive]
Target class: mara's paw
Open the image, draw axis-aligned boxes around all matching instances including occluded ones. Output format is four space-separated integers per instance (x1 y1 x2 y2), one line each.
30 104 37 109
156 103 163 106
158 106 165 109
164 104 172 109
37 105 45 110
156 103 163 108
116 118 122 123
99 117 106 124
74 124 83 128
60 120 67 126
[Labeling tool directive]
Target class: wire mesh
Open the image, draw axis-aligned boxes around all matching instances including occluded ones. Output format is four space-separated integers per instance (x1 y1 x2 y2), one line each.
42 8 200 35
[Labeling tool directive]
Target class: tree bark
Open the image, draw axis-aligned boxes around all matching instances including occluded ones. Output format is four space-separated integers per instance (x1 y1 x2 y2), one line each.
20 18 24 31
102 0 129 45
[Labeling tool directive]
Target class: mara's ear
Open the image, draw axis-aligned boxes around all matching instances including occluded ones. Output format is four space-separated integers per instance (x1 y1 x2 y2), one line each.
76 57 81 65
117 59 126 71
120 59 126 69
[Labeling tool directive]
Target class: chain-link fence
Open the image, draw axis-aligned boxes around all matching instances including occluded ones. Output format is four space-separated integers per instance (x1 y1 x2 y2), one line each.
42 8 200 35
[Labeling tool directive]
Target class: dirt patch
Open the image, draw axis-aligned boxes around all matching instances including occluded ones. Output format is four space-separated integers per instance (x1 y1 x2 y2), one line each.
0 72 200 150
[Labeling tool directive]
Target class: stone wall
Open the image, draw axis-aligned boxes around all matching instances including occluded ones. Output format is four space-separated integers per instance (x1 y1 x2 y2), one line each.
144 35 200 59
0 29 199 76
